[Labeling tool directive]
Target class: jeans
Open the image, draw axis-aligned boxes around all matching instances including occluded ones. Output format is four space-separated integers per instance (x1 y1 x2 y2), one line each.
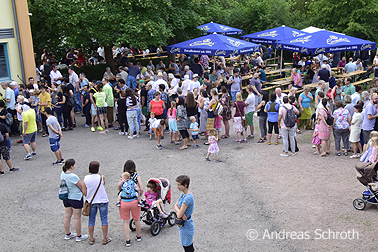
281 127 296 153
230 91 238 102
74 92 82 112
5 124 11 149
127 110 139 134
136 108 141 131
84 107 91 125
333 128 350 151
259 115 267 138
88 202 108 226
53 104 63 125
127 76 137 90
63 105 73 128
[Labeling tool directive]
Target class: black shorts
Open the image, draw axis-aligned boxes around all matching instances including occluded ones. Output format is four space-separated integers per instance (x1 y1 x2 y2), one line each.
155 114 164 119
63 197 84 209
179 130 189 139
183 243 194 252
0 146 10 160
268 121 279 134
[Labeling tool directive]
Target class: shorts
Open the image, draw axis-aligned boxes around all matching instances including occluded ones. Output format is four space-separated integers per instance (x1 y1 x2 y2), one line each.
63 197 84 209
268 121 279 134
180 129 189 139
363 130 372 144
292 84 302 88
152 127 162 137
245 111 254 126
0 146 10 160
192 134 199 140
49 137 60 152
91 104 97 116
119 199 141 220
163 109 168 119
231 91 239 102
97 107 107 115
254 95 262 106
22 131 37 145
88 202 108 226
155 114 164 119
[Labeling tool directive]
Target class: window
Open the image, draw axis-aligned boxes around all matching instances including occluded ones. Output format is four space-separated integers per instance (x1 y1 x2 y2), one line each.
0 44 10 81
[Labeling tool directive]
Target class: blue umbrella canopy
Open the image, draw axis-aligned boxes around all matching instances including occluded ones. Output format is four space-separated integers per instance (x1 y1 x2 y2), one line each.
167 33 261 56
274 30 376 54
240 25 309 44
197 22 243 36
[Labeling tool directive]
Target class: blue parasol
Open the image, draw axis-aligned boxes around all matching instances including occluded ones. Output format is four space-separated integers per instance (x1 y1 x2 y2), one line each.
274 30 376 54
167 33 261 56
197 22 243 36
240 25 309 44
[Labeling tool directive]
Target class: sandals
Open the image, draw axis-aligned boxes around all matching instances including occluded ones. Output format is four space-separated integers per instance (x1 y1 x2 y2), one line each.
257 138 264 143
313 152 320 155
179 146 187 150
319 153 327 157
204 142 210 145
89 239 95 245
335 152 341 156
221 135 229 139
102 238 112 245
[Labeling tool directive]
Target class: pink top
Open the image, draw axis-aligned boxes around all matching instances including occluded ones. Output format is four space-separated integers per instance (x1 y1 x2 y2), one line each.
369 146 378 163
145 191 158 206
291 72 302 87
168 108 177 119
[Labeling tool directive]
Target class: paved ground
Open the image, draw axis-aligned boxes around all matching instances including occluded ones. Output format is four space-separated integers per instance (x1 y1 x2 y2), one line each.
0 115 376 251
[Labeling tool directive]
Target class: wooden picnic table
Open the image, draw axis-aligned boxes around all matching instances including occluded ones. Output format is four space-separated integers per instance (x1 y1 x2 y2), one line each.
265 68 292 75
265 63 293 69
335 70 366 78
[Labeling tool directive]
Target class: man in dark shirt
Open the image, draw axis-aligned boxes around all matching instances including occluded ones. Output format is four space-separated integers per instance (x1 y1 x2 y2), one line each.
127 62 141 90
190 58 204 78
81 85 91 127
318 64 330 94
240 62 250 86
0 122 19 175
120 52 129 67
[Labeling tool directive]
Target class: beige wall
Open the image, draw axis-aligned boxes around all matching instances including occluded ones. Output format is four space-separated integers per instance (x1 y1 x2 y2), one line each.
15 0 35 81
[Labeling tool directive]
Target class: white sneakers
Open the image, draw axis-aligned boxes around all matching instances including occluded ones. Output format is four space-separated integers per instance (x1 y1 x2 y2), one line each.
75 234 88 242
64 233 76 240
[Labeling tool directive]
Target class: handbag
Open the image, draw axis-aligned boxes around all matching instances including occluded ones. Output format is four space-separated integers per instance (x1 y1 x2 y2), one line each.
235 102 247 128
83 176 102 216
325 109 334 126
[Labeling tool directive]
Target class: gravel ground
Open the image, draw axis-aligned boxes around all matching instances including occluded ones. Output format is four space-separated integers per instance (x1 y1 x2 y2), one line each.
0 115 376 251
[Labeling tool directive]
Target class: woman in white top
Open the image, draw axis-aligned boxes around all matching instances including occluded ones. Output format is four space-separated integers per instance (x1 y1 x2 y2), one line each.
82 161 111 245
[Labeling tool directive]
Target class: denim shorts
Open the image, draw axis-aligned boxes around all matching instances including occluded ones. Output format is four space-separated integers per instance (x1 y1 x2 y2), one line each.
22 131 37 145
192 134 199 140
91 103 97 116
88 202 109 226
97 107 107 115
231 91 238 102
49 137 60 152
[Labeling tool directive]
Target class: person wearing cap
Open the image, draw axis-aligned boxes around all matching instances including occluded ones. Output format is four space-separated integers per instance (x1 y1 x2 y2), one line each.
152 72 168 92
188 74 200 93
127 62 141 90
118 66 128 83
38 85 51 137
168 59 179 75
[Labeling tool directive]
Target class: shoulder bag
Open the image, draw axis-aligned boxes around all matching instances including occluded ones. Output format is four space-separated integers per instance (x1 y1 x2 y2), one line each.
83 176 102 216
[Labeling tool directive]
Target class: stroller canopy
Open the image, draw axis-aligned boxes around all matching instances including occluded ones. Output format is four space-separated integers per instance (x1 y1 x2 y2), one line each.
147 178 171 204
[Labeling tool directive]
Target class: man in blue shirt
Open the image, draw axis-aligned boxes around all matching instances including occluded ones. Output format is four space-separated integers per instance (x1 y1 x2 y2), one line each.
127 62 141 90
362 94 378 149
344 58 357 73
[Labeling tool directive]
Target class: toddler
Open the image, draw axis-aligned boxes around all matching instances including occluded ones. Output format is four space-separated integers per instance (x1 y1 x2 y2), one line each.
205 128 221 162
149 112 156 140
361 131 378 162
312 118 321 155
368 137 378 163
168 101 180 144
151 117 165 150
144 182 169 218
116 172 140 207
189 116 200 148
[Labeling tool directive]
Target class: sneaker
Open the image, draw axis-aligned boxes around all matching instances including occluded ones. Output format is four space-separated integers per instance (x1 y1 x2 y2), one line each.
24 154 32 160
64 233 77 240
157 145 163 150
52 161 60 165
275 142 279 145
197 145 201 148
119 132 125 135
99 131 106 134
134 134 139 138
60 159 65 164
82 124 89 128
267 142 271 145
97 126 103 131
247 135 254 139
125 132 129 136
205 157 211 161
137 201 144 207
160 213 168 218
114 126 120 130
116 202 121 207
126 240 131 247
105 129 109 133
135 236 141 242
278 135 282 139
32 151 37 156
76 234 88 242
280 153 289 157
291 153 296 156
242 139 247 142
17 139 23 143
91 127 95 132
0 171 4 176
68 127 73 130
194 145 198 149
128 135 134 139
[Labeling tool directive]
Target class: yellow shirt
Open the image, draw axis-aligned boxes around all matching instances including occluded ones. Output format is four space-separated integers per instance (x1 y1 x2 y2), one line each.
39 92 51 113
22 109 37 134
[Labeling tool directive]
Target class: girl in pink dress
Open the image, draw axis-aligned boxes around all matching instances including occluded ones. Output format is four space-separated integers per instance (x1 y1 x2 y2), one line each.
312 118 322 155
368 137 378 163
205 128 221 162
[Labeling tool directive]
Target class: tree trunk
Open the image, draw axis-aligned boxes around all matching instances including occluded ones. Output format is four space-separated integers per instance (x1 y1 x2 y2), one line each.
104 45 115 74
168 37 177 61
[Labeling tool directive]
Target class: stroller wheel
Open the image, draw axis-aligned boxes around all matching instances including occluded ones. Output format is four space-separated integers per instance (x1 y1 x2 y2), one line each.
150 220 161 236
129 219 136 231
167 211 177 226
353 198 366 210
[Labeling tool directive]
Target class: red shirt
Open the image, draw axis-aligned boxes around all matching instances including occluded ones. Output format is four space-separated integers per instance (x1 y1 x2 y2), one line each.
150 99 164 115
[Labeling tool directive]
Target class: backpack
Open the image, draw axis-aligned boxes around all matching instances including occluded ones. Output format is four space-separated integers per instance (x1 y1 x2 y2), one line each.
283 105 296 128
213 101 223 116
66 95 75 107
120 180 137 200
59 174 73 201
5 113 13 125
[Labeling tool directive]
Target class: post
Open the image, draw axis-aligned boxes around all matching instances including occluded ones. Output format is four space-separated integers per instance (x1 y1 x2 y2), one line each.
280 50 283 69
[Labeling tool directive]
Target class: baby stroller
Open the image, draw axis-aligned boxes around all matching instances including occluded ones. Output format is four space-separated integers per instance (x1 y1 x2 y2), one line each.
353 162 378 210
129 178 176 236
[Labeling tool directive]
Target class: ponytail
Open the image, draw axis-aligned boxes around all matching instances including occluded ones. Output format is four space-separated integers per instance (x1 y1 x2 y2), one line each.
63 159 75 172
